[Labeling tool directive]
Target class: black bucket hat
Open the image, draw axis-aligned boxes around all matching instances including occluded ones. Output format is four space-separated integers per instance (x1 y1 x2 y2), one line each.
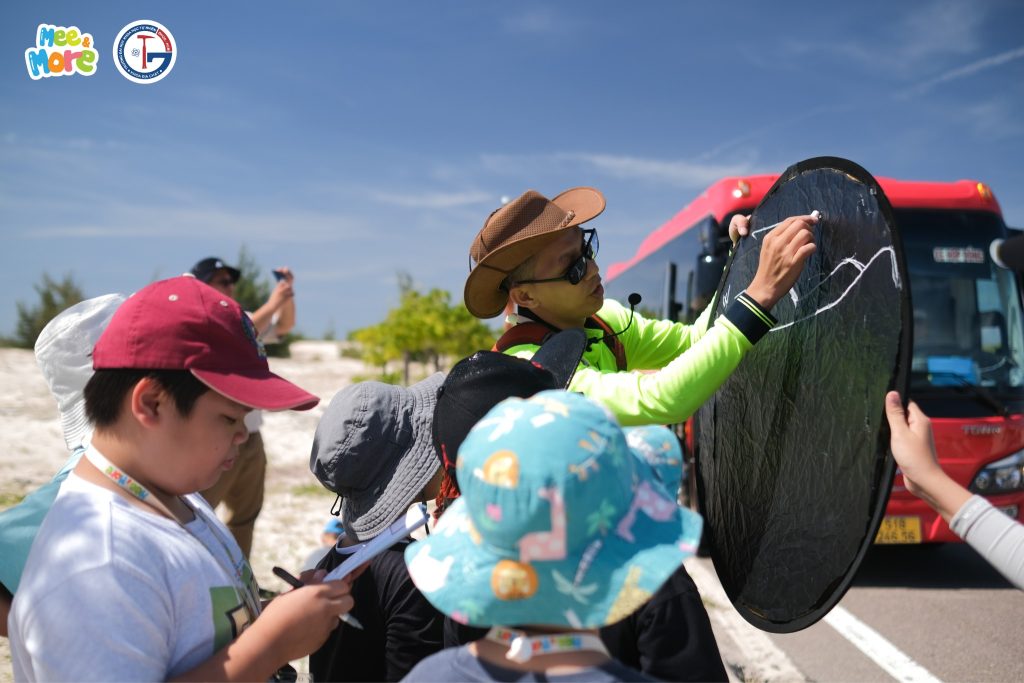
433 328 586 473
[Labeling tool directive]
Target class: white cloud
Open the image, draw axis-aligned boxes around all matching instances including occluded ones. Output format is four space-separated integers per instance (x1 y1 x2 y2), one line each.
956 96 1024 140
784 0 988 75
900 0 984 60
19 205 371 243
366 189 496 209
503 8 560 35
905 45 1024 96
480 151 758 189
563 152 756 188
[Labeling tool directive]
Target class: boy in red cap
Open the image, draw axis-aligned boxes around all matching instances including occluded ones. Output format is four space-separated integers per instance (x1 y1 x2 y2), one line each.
8 276 354 682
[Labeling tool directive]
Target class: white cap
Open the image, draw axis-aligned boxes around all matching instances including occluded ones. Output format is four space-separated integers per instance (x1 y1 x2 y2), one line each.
34 293 126 450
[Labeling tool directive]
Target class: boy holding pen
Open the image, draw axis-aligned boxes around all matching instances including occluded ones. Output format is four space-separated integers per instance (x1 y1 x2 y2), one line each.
8 276 356 682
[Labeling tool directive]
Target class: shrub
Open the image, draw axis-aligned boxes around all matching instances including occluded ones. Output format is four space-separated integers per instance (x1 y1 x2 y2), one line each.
13 272 85 349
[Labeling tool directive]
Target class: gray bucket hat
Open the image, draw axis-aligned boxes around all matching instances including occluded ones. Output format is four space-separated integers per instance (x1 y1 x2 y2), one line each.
310 372 445 541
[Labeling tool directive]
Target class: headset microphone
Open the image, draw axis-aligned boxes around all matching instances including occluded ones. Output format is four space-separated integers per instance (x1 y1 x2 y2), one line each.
587 293 642 350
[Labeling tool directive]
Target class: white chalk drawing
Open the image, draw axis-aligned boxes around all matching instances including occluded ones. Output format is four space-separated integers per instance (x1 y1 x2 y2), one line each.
751 218 804 304
770 246 900 332
731 212 899 330
721 284 733 311
750 219 785 238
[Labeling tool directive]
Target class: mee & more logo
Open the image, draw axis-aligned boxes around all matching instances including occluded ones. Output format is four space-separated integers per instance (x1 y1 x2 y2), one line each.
112 20 176 84
25 24 98 79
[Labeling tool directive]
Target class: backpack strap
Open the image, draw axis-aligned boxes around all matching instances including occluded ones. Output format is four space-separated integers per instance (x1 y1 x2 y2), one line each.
492 322 554 353
494 315 628 372
586 314 628 372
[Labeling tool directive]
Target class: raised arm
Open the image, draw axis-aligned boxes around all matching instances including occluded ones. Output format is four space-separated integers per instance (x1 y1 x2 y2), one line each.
250 268 295 337
885 391 1024 589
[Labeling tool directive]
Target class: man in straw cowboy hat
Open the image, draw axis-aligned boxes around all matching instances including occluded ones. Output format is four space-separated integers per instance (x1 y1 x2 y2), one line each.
464 187 817 426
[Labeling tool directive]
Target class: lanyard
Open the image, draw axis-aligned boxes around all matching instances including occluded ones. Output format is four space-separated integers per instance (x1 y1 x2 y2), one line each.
83 446 262 619
485 626 610 664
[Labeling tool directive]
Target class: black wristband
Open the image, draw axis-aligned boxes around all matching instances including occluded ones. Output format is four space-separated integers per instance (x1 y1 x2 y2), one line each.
722 291 777 344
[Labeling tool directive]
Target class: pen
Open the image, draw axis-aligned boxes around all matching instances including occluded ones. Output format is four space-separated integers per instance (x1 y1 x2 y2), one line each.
272 565 365 630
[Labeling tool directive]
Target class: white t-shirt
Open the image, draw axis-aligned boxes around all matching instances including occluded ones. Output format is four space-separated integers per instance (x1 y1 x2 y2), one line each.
9 468 261 681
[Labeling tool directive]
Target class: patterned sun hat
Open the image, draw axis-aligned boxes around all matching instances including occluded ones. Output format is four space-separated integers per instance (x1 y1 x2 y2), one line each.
623 425 685 495
404 390 702 629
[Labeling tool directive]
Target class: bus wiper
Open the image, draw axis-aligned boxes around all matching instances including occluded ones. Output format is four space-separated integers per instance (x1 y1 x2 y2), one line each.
928 371 1010 417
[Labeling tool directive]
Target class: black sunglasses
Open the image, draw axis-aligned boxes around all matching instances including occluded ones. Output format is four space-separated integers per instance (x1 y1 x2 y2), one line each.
513 228 599 287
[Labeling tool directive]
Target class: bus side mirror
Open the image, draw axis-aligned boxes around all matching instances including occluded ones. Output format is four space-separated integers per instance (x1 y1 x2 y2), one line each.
695 254 727 308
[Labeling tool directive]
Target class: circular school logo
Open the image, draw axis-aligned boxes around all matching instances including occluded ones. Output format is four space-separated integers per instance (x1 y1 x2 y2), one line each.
112 20 176 84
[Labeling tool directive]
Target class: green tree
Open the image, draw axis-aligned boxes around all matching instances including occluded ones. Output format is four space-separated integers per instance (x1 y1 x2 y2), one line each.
349 274 497 385
349 322 401 378
231 245 272 314
13 273 85 349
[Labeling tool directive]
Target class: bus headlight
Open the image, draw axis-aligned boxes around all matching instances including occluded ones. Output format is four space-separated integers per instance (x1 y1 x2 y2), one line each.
970 451 1024 494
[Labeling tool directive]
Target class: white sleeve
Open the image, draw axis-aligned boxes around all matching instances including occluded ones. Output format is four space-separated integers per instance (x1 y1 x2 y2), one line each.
17 561 175 681
260 311 282 343
950 495 1024 590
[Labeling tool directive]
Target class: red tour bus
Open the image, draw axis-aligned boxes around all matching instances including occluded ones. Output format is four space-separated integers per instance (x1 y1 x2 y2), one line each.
605 175 1024 544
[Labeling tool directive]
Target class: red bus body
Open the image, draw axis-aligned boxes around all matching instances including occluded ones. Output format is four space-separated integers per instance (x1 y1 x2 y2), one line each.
605 175 1024 544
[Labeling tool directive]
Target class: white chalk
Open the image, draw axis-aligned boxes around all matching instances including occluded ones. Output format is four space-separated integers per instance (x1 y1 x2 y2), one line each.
811 209 821 219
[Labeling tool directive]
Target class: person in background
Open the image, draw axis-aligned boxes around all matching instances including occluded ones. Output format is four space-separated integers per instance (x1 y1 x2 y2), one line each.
403 390 704 682
190 256 296 557
885 391 1024 589
0 294 125 638
302 518 345 571
8 276 350 681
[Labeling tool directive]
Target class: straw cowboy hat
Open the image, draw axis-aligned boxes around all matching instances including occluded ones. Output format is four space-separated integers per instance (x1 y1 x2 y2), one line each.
464 187 606 318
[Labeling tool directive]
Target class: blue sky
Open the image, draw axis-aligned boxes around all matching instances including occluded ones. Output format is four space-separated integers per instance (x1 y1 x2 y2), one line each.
2 1 1023 338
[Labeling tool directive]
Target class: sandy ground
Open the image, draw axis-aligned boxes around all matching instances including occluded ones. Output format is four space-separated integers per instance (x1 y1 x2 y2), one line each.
0 344 399 681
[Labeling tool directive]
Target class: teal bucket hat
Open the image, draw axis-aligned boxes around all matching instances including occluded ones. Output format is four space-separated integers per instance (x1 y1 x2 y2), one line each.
623 424 685 496
405 390 702 629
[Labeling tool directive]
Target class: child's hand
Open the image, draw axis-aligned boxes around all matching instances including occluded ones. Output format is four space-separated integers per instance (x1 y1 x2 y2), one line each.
884 390 973 522
884 391 940 498
254 574 355 663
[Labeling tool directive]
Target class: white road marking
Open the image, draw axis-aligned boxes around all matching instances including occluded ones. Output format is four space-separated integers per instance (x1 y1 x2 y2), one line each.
686 560 805 682
823 606 942 683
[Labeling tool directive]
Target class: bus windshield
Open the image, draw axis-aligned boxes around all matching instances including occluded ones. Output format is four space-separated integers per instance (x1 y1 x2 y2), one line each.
901 209 1024 397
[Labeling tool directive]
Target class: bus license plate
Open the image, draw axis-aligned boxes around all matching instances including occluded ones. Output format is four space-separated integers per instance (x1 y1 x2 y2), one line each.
874 516 922 544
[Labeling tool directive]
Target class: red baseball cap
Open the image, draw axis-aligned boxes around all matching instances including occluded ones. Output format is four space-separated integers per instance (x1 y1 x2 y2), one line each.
93 276 319 411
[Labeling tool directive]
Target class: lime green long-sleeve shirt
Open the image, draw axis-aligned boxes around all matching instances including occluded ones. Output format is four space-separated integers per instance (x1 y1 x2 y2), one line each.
504 294 774 426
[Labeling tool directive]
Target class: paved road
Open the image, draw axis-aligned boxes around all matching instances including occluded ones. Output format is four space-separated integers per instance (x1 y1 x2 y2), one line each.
690 543 1022 682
